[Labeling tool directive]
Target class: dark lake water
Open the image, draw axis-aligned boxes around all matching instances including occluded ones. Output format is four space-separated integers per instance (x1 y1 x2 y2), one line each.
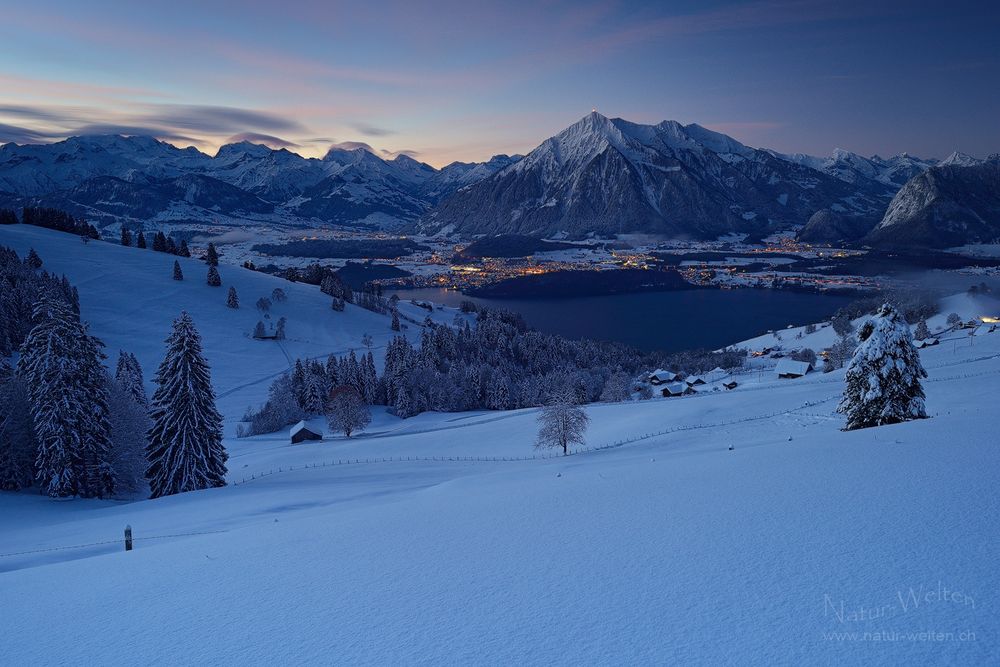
392 287 857 353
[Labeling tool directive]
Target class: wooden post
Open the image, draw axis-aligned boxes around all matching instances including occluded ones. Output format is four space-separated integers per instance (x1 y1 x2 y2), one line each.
124 525 133 552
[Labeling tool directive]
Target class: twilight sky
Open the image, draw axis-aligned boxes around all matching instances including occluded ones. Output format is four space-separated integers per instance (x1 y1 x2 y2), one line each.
1 0 997 166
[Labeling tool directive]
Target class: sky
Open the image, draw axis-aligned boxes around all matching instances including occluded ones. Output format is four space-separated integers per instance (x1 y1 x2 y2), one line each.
0 0 998 167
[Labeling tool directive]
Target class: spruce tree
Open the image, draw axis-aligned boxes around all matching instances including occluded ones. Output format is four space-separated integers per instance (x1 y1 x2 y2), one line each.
205 243 219 266
136 231 147 249
153 231 167 252
253 321 267 338
115 350 148 407
207 265 221 286
0 370 35 491
914 319 931 341
146 313 227 498
178 240 191 257
227 286 239 309
25 248 42 270
165 236 177 255
173 260 183 280
391 310 400 331
120 227 132 246
838 303 928 430
17 297 114 497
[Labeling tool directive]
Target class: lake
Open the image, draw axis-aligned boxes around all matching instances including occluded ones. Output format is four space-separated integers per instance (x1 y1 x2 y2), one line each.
392 287 856 353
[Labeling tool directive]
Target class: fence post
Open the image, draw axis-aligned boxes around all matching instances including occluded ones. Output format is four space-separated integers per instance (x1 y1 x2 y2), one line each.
124 525 133 552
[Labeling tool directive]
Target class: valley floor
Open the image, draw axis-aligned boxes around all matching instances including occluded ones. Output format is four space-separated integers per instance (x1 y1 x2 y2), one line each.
3 326 999 664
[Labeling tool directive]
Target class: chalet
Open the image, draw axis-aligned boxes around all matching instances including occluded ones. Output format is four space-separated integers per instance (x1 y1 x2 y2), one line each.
685 375 707 386
774 359 813 379
661 382 695 398
723 381 738 390
916 338 940 349
649 369 680 385
750 347 774 358
290 420 322 444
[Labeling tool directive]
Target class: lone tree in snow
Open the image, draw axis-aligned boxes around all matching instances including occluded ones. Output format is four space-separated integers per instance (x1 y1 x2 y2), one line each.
946 312 961 326
271 288 287 302
256 296 271 313
207 265 222 286
275 316 287 340
146 312 227 498
914 318 931 341
838 303 927 431
172 260 183 281
391 310 400 331
227 286 239 309
535 390 590 455
326 385 371 438
331 296 345 312
253 321 267 339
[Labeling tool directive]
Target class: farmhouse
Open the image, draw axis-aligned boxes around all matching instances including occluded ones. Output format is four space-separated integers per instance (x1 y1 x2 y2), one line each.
774 359 813 379
661 383 695 398
290 420 323 444
723 381 738 390
649 369 680 385
685 375 707 386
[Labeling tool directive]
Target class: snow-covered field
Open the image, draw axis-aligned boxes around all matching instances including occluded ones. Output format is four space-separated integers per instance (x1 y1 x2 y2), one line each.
2 226 998 664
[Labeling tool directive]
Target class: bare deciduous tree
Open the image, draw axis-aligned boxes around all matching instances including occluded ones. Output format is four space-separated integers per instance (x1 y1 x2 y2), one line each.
535 391 589 455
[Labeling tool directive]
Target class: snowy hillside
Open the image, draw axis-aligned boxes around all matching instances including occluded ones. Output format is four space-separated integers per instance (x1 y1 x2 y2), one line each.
2 283 998 663
0 225 445 426
2 225 999 664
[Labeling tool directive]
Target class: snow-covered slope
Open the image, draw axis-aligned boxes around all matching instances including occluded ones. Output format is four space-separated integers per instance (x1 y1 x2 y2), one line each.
421 112 888 239
0 225 425 424
2 280 998 663
867 159 1000 248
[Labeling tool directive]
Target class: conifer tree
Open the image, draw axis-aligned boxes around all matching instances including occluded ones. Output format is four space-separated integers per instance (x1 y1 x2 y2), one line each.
25 248 42 270
207 265 221 286
136 231 147 249
115 350 148 407
914 318 931 341
153 231 167 252
173 260 184 281
17 297 114 497
391 310 400 331
178 240 191 257
253 321 267 339
0 368 35 491
165 236 177 255
332 296 345 312
227 286 239 309
838 303 928 430
146 312 227 498
120 227 132 247
205 243 219 266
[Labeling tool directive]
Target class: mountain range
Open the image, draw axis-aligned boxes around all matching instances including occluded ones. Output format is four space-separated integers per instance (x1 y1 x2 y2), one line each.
0 113 992 247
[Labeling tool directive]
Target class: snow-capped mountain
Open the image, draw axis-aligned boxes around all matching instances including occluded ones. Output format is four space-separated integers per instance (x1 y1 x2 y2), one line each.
866 158 1000 248
420 112 887 239
768 148 938 196
0 136 509 229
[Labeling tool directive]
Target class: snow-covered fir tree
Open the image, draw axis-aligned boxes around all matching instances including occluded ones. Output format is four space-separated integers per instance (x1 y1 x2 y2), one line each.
0 366 35 491
114 350 148 407
326 386 371 438
173 260 183 281
145 312 227 498
535 390 589 455
838 303 928 430
207 265 221 286
25 248 42 270
204 242 219 266
106 379 151 497
914 319 931 341
227 286 239 309
17 297 114 498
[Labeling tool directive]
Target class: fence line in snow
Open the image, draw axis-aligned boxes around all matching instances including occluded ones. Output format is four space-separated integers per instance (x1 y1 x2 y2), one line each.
231 395 840 487
0 528 229 560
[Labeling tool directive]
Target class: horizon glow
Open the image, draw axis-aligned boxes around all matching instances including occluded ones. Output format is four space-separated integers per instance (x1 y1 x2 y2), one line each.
1 0 997 167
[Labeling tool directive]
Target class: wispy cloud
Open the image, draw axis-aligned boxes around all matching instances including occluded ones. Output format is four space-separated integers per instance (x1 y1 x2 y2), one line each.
226 132 300 148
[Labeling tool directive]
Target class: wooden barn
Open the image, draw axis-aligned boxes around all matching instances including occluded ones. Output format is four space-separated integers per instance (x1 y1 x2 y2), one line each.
774 359 813 379
661 382 695 398
290 420 322 444
649 369 680 385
